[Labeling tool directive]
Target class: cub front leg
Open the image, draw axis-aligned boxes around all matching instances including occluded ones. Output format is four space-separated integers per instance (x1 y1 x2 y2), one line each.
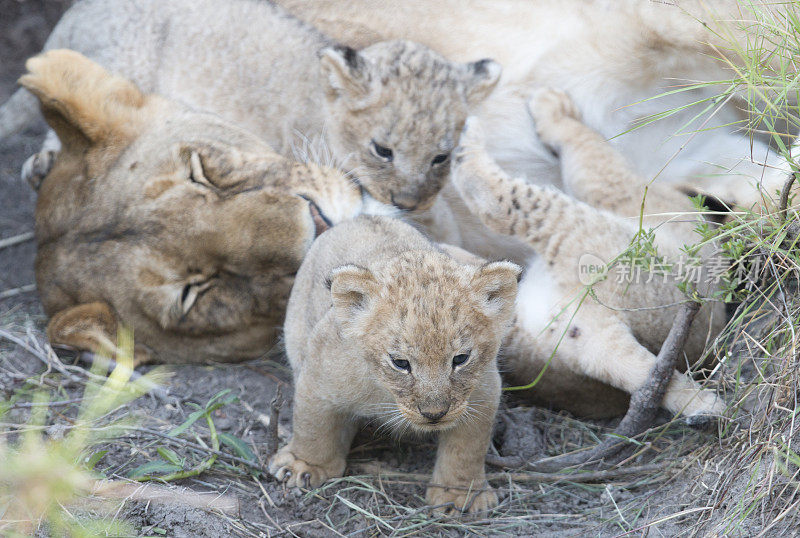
427 372 500 514
527 88 696 225
269 381 357 489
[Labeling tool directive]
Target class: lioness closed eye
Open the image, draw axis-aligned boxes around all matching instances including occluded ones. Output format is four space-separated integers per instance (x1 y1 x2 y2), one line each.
271 215 520 514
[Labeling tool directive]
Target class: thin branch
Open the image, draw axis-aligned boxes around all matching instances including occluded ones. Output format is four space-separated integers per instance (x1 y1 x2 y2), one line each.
352 462 669 486
0 284 36 300
779 171 797 222
266 385 283 459
125 426 260 471
0 231 34 250
502 301 703 472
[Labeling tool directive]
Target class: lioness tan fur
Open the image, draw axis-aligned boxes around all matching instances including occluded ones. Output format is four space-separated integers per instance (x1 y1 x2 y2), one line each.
1 0 501 212
272 215 520 513
277 0 795 211
451 89 726 419
21 49 386 364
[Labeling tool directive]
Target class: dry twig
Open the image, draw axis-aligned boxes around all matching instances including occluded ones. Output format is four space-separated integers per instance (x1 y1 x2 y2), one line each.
492 301 703 472
265 385 283 459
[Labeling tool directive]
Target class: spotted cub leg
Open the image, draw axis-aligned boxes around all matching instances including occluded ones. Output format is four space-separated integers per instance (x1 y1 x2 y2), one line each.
528 88 699 235
269 375 358 489
452 119 724 420
451 117 632 276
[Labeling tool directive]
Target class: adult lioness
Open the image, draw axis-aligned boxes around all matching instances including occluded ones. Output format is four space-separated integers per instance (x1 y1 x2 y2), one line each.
21 49 386 364
0 0 500 212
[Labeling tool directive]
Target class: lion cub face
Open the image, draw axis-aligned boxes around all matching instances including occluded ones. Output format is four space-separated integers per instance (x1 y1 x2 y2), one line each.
330 252 519 431
320 41 501 212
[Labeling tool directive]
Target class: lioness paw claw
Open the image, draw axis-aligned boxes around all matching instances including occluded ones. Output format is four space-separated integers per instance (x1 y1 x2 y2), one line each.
426 483 498 515
268 447 341 489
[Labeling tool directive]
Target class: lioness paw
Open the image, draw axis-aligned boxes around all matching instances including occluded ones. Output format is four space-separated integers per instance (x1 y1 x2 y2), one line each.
21 150 57 191
426 482 498 515
268 446 343 489
527 88 582 151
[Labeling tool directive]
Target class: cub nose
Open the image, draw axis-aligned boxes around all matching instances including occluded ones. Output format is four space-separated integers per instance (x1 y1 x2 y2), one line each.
390 191 419 212
418 403 450 422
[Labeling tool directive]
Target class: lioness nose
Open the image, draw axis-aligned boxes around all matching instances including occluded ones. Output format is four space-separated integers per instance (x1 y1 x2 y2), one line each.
418 403 450 422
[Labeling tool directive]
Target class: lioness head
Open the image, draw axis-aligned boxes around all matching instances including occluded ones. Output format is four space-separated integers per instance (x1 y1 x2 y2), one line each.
329 252 520 431
319 40 501 212
22 49 376 363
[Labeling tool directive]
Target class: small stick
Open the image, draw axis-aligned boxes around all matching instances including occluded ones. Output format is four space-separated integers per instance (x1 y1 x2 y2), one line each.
779 171 797 223
0 329 84 385
351 462 668 485
78 351 173 403
0 283 36 300
265 385 283 459
0 231 34 250
126 426 260 470
521 301 703 472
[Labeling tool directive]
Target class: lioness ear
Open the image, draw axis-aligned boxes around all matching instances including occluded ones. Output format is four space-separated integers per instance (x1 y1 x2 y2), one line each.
463 59 502 106
319 46 377 109
329 264 380 322
18 49 145 151
470 260 521 319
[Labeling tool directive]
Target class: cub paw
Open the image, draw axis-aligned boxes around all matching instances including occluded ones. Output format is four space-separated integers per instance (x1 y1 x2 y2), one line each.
455 116 487 158
21 150 57 191
268 446 344 489
683 412 719 431
426 482 498 515
527 88 581 151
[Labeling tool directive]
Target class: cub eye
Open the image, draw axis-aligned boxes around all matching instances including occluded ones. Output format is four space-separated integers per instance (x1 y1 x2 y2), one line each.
452 352 470 368
431 153 449 166
389 355 411 372
371 141 394 162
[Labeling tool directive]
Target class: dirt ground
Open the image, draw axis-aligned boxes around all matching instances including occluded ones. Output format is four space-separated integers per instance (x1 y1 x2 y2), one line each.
1 2 794 537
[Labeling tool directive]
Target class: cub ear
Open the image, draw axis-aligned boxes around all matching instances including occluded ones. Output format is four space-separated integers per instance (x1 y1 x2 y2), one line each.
462 58 502 106
329 264 380 322
470 260 521 319
18 49 145 151
319 45 377 109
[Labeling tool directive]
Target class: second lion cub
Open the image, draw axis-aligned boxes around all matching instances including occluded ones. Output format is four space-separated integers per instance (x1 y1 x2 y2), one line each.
271 215 520 513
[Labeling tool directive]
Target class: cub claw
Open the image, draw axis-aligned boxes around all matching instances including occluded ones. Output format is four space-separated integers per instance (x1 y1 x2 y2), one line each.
683 413 719 431
426 482 498 515
21 150 57 191
268 446 343 490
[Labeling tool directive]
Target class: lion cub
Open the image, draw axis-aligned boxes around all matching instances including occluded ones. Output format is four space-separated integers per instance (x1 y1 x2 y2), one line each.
271 215 520 513
1 0 500 212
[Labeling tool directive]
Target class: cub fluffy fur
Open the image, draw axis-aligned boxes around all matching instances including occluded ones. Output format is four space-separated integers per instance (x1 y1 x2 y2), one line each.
19 49 376 364
277 0 794 211
0 0 500 211
451 89 726 419
273 215 520 513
